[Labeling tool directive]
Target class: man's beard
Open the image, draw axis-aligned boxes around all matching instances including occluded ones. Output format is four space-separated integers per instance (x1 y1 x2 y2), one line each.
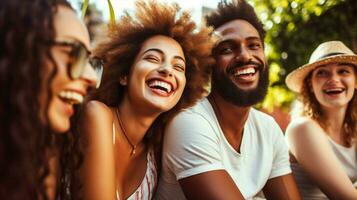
211 61 269 107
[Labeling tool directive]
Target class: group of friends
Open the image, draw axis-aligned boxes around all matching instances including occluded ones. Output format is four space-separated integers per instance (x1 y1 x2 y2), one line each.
0 0 356 199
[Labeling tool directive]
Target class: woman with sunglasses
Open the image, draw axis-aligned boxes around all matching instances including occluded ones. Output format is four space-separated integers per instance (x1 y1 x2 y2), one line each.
78 1 213 199
0 0 98 199
285 41 357 199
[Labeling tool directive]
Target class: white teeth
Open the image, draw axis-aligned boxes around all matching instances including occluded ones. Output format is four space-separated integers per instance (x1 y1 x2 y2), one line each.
58 91 84 104
148 80 172 93
325 88 343 93
234 67 256 76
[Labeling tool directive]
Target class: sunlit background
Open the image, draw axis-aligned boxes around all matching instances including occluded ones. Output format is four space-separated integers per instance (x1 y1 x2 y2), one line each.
68 0 219 23
67 0 357 130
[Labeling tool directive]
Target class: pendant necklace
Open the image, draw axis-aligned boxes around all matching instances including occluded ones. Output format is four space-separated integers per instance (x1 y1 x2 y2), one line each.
115 107 137 156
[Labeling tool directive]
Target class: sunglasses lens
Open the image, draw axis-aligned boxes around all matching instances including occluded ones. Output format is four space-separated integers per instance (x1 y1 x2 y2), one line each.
89 58 103 88
70 45 88 79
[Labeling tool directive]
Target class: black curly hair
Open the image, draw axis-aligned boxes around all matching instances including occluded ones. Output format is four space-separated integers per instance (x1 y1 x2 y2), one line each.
205 0 266 42
0 0 80 199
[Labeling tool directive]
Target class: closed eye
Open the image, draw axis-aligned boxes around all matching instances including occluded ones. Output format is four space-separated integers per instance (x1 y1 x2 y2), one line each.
144 55 160 63
173 63 185 72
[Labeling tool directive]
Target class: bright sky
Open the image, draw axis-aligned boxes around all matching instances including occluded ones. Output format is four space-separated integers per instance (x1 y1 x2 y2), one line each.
69 0 221 23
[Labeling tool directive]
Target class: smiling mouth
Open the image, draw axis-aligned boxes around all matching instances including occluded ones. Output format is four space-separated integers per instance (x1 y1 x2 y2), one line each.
147 79 173 94
323 88 345 95
232 66 257 77
228 66 258 83
58 90 84 104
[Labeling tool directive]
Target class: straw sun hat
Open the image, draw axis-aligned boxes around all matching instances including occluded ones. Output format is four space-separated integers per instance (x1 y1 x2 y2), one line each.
285 41 357 93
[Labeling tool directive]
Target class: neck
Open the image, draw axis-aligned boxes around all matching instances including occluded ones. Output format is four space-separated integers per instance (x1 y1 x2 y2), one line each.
208 92 250 137
118 97 160 146
321 106 347 144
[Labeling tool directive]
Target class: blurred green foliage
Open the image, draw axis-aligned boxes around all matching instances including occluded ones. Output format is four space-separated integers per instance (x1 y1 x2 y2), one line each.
81 0 115 24
250 0 357 112
80 0 356 112
81 0 89 18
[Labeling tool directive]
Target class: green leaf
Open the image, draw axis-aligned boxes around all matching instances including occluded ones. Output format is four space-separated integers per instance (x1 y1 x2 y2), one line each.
107 0 116 26
81 0 89 19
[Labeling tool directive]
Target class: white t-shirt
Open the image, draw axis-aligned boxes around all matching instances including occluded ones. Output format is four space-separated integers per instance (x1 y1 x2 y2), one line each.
155 98 291 199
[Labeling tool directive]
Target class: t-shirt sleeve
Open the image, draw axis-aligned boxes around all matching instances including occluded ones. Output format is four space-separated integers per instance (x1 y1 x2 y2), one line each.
269 120 292 179
162 110 225 180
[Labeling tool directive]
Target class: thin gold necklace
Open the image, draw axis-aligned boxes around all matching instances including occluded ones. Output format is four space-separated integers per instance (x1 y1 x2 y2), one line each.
115 107 137 156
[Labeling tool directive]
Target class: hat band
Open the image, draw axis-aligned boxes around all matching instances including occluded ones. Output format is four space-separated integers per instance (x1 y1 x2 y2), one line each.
318 52 345 60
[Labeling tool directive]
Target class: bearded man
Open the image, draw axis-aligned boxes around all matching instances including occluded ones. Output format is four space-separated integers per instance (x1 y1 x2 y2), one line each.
155 0 301 199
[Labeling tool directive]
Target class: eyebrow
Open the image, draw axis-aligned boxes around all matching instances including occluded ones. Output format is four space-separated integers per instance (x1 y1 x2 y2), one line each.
56 36 91 50
142 48 186 62
216 36 261 46
246 36 261 42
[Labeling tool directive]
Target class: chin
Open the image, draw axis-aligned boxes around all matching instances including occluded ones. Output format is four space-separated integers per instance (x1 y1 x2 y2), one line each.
50 118 70 134
151 101 177 113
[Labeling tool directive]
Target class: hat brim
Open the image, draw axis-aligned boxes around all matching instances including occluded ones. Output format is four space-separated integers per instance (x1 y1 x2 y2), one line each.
286 55 357 93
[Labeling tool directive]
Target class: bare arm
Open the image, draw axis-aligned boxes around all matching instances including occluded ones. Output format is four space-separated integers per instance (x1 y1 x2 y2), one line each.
286 118 357 200
81 101 116 200
263 174 301 200
179 170 244 200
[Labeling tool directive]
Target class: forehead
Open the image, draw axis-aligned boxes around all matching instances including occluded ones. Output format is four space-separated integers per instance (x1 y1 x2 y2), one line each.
215 19 261 42
54 5 90 49
140 35 184 57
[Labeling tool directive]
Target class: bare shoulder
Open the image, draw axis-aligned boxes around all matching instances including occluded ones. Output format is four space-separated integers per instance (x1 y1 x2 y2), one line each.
286 117 323 139
286 117 328 157
81 100 114 139
83 100 113 122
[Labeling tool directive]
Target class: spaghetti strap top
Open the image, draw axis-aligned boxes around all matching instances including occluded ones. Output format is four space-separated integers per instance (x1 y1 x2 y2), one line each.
112 122 158 200
124 149 157 200
113 123 116 145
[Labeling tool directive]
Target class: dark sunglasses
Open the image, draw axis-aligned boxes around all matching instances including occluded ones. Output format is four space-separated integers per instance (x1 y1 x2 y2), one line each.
52 40 103 88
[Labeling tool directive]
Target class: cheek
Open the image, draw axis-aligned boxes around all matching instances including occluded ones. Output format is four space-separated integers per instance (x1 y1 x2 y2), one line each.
130 63 151 82
352 76 357 89
47 99 71 133
311 79 321 95
257 51 266 60
178 74 186 93
215 56 231 68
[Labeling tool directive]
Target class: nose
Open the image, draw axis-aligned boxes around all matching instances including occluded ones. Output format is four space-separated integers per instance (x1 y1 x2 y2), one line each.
331 70 341 80
235 46 251 63
157 63 173 77
80 62 99 88
326 71 340 84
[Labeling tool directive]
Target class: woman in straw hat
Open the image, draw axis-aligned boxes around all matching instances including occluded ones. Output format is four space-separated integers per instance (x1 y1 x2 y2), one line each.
285 41 357 199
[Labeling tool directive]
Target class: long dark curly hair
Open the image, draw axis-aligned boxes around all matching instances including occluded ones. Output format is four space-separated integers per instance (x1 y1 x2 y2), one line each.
0 0 80 199
87 0 214 173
